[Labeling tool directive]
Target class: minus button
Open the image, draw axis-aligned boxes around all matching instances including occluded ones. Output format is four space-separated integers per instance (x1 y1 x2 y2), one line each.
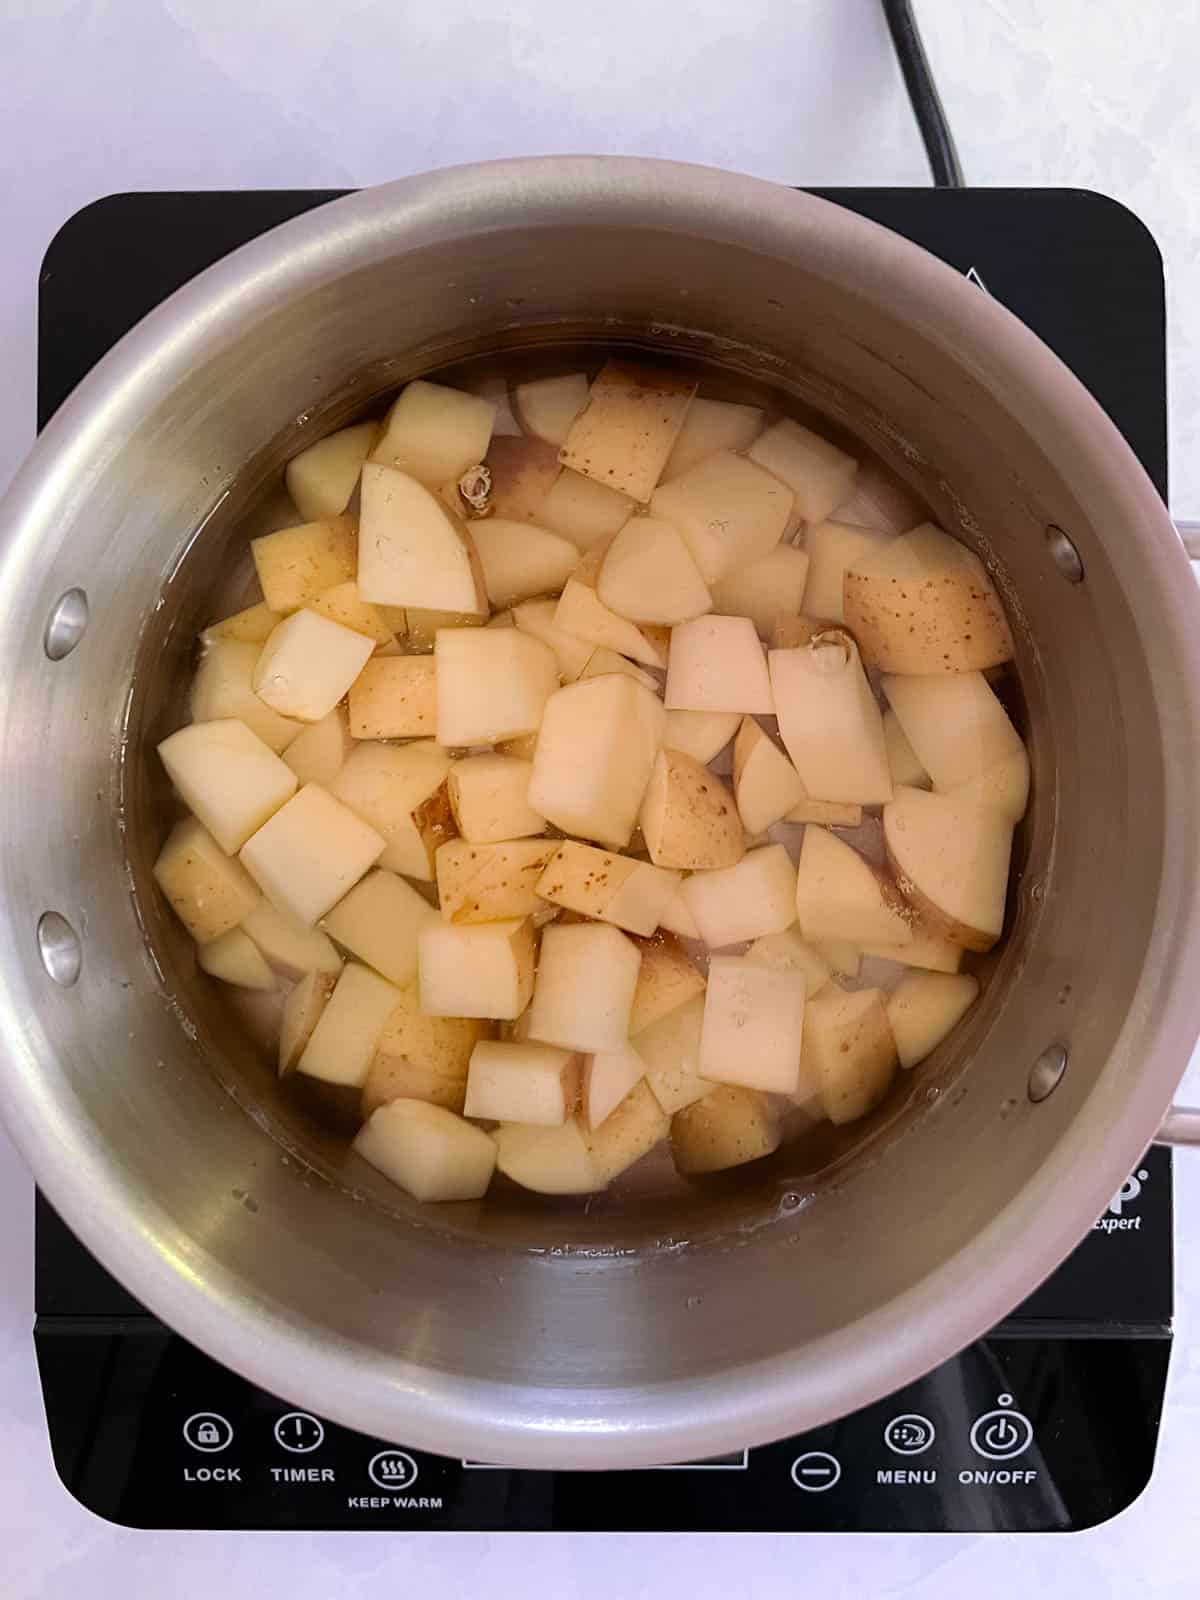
790 1451 842 1492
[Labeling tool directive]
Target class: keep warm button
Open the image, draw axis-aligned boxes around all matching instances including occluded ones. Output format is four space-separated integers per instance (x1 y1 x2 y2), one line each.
969 1394 1034 1461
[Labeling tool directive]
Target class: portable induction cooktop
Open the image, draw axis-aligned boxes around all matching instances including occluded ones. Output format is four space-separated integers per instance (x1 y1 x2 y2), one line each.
32 187 1172 1532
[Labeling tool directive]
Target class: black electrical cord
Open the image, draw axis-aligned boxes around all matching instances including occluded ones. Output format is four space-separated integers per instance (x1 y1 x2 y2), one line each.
881 0 964 187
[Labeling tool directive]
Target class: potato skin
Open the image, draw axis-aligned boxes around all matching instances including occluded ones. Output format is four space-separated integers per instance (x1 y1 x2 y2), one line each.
640 750 745 870
844 565 1014 673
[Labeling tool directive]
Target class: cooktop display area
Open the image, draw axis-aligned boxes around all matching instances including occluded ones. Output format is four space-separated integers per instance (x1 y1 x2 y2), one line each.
33 187 1172 1533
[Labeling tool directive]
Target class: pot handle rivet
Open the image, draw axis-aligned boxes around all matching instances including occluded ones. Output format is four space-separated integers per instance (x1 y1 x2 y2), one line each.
1045 527 1084 584
37 911 82 987
44 588 89 660
1028 1044 1067 1102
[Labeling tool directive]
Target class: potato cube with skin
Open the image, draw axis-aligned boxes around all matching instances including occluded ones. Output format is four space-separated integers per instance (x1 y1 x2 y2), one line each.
362 1059 467 1117
241 898 342 980
492 1118 600 1195
434 627 558 747
348 656 437 739
795 825 913 946
680 844 797 949
639 750 743 871
699 956 806 1094
355 1098 497 1202
628 933 706 1034
370 379 496 487
369 978 487 1082
447 753 545 843
471 518 580 609
732 717 806 834
464 1040 580 1126
251 516 357 614
745 928 832 996
666 616 773 714
239 783 385 925
297 962 402 1086
650 450 794 584
660 397 764 483
748 418 858 524
283 705 354 787
535 842 680 937
197 927 276 990
802 521 891 623
418 918 535 1019
860 930 964 973
554 578 667 668
252 609 375 723
883 785 1014 951
887 972 980 1069
307 580 395 646
882 672 1024 794
279 969 337 1075
528 675 665 849
321 868 438 985
285 421 378 521
511 598 594 682
595 517 712 626
330 741 452 881
527 923 641 1054
485 435 561 522
805 987 898 1124
583 1046 647 1130
200 601 280 647
153 817 261 943
512 373 589 447
711 546 811 638
436 839 557 923
883 708 930 789
769 630 892 805
190 637 304 753
358 464 488 615
559 361 696 502
586 1079 669 1184
635 995 714 1113
159 720 298 854
661 709 741 766
671 1085 781 1174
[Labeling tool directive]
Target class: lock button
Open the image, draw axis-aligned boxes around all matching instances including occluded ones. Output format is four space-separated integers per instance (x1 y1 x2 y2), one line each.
183 1412 234 1453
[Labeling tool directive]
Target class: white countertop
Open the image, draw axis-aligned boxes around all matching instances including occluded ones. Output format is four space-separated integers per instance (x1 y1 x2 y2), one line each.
3 1 1200 1593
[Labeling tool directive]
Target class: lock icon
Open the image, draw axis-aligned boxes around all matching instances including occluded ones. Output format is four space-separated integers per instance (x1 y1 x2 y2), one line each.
184 1413 232 1452
197 1423 219 1445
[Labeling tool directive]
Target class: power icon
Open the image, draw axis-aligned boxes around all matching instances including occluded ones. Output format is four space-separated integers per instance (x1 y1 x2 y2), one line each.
969 1394 1034 1461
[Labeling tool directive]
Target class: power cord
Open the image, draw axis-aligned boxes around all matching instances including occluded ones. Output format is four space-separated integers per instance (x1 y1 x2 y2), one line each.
881 0 964 188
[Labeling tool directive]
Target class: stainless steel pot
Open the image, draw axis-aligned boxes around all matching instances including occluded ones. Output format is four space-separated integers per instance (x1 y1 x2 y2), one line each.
1 159 1199 1470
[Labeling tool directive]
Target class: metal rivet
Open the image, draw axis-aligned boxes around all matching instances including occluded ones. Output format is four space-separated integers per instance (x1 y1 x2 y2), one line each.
44 588 89 660
1045 526 1084 584
37 911 82 987
1028 1044 1067 1103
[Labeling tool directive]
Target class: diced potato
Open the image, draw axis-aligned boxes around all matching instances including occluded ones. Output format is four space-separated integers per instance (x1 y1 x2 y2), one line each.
464 1040 580 1125
745 928 832 996
297 961 402 1086
639 749 743 870
485 435 562 521
679 844 797 949
370 379 496 487
330 740 452 880
710 546 810 638
883 708 930 789
732 717 805 833
251 516 357 614
554 577 667 669
471 518 580 609
200 601 281 646
784 797 864 827
190 637 304 753
804 987 898 1124
560 361 696 502
883 672 1025 794
949 751 1030 821
628 932 706 1034
355 1098 497 1202
436 838 557 923
368 978 487 1084
795 825 913 946
698 956 806 1094
447 753 544 843
321 867 438 985
860 930 964 973
527 922 641 1054
283 706 354 788
307 580 395 645
660 397 764 482
528 675 665 849
362 1058 467 1116
671 1085 780 1174
511 597 594 682
153 817 261 943
159 719 298 855
435 627 558 747
512 372 589 446
279 969 337 1075
883 785 1014 951
358 464 488 615
769 630 892 805
239 783 385 925
253 609 375 723
242 898 342 980
814 939 862 977
650 450 794 583
595 517 712 626
661 709 741 765
285 421 378 521
197 927 276 990
635 995 714 1113
535 468 635 551
771 613 822 649
843 523 1015 672
802 521 891 622
579 648 659 689
657 880 703 941
492 1118 599 1194
586 1078 669 1183
583 1046 647 1130
748 419 857 523
348 655 437 739
403 606 485 650
534 842 679 937
887 972 980 1068
418 917 536 1019
665 615 774 714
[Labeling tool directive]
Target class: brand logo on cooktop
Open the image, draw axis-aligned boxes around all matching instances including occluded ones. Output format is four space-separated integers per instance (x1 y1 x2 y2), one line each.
1093 1168 1150 1233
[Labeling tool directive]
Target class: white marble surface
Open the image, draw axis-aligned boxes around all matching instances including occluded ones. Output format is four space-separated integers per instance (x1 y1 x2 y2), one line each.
3 0 1200 1593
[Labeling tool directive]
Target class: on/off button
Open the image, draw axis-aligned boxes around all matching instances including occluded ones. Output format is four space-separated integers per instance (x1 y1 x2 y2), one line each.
969 1395 1034 1460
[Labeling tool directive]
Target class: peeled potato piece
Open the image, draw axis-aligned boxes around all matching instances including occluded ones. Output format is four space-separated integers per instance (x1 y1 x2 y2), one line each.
671 1085 780 1174
322 867 438 986
448 753 545 844
635 995 714 1114
239 783 385 926
330 740 452 882
197 927 275 991
586 1078 669 1183
527 923 641 1055
512 597 595 682
680 844 797 949
153 817 261 943
887 972 980 1068
355 1098 497 1202
560 361 696 502
699 955 806 1095
190 637 304 753
253 609 375 724
493 1118 600 1195
464 1040 581 1126
802 520 891 623
596 517 712 626
769 629 892 806
418 917 536 1020
650 450 794 584
282 707 354 788
358 464 488 615
286 421 378 521
883 708 931 789
660 397 764 483
584 1046 647 1131
748 418 857 524
435 627 559 747
296 962 401 1087
159 720 298 856
666 615 773 714
242 898 342 981
639 750 744 871
882 672 1025 794
710 545 810 640
471 517 580 608
661 709 741 766
883 785 1014 952
535 469 635 551
279 969 337 1076
628 933 706 1034
745 928 832 996
200 602 281 647
794 825 913 946
370 379 496 487
859 930 964 973
732 717 806 833
554 577 668 668
805 986 898 1125
512 373 589 446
